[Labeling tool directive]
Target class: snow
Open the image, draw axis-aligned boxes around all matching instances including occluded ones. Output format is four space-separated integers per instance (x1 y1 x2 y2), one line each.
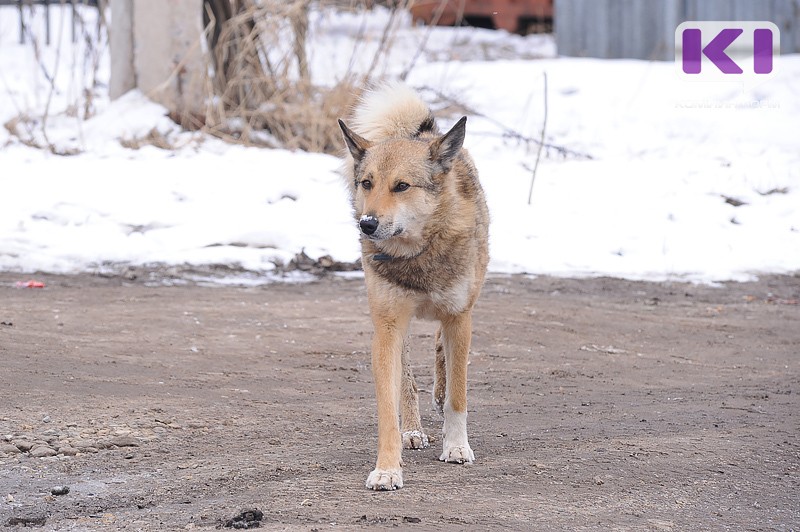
1 4 798 283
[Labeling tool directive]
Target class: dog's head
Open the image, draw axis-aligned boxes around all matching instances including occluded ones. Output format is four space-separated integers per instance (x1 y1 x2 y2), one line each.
338 117 467 256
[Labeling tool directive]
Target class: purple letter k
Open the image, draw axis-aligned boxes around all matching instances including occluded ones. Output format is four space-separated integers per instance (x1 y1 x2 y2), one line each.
703 28 743 74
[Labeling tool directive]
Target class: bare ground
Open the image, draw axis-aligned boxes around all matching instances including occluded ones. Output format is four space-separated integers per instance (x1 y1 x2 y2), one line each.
0 272 798 531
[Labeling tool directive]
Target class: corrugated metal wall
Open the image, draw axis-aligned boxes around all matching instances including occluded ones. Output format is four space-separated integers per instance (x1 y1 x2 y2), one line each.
555 0 800 60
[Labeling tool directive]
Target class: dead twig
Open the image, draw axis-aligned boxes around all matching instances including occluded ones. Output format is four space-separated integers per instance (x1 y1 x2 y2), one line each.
419 85 592 161
528 71 547 205
400 0 459 81
363 0 405 83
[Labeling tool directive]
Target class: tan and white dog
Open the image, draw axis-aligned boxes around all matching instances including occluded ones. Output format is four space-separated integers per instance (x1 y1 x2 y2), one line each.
338 83 489 490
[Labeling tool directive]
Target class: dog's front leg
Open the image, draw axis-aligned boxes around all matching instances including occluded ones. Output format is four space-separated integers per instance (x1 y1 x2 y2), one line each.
439 312 475 464
366 308 411 490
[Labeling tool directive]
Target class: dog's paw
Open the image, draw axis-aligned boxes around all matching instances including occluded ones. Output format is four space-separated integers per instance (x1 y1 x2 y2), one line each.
440 444 475 464
402 430 430 450
365 468 403 491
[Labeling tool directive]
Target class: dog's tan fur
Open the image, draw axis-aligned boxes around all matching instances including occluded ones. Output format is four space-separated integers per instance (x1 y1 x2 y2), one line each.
338 83 489 490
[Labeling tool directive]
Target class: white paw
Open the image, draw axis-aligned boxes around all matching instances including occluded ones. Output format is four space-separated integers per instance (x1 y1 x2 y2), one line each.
365 468 403 491
402 430 430 450
440 444 475 464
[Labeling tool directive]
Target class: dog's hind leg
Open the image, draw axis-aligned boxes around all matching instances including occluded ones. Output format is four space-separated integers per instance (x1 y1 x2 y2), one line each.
432 327 446 417
400 339 430 449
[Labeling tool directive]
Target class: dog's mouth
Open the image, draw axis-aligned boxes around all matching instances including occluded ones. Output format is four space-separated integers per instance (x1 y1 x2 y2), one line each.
363 229 403 242
359 222 405 241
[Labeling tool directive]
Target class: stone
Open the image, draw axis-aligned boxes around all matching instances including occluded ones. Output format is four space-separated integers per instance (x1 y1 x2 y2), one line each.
30 446 58 458
51 486 70 496
109 436 140 448
13 441 33 452
0 443 21 455
58 447 79 456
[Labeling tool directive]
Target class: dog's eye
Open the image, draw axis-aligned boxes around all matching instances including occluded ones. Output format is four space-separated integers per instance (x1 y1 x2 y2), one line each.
361 179 373 190
393 182 411 192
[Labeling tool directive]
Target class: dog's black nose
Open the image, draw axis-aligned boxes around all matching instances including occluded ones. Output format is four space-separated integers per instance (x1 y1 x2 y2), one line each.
359 217 379 236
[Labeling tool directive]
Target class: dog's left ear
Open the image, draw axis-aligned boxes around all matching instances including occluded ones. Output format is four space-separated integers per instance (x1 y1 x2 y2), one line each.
429 116 466 173
338 119 372 164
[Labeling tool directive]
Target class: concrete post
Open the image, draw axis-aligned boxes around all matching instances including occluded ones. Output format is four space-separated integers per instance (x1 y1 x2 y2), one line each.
109 0 135 100
133 0 206 118
110 0 206 119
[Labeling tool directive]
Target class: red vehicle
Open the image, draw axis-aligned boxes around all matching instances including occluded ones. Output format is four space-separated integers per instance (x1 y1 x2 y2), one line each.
410 0 553 34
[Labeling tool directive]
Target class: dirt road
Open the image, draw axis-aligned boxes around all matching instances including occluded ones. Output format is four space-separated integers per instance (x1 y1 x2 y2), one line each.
1 272 798 530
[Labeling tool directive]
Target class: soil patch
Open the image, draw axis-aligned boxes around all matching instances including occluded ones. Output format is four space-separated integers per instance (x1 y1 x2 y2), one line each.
1 273 798 530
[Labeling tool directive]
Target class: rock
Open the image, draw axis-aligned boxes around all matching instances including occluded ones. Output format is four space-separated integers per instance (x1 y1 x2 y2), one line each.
30 446 58 458
109 436 139 448
42 416 51 423
13 441 33 452
58 446 79 456
51 486 70 496
0 443 21 455
72 440 98 449
223 509 263 529
6 516 47 527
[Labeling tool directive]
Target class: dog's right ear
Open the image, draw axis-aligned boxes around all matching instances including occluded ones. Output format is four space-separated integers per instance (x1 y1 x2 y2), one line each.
338 119 372 164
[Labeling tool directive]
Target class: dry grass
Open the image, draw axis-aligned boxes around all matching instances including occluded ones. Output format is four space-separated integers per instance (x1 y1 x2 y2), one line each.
3 1 109 154
3 0 411 155
202 0 415 153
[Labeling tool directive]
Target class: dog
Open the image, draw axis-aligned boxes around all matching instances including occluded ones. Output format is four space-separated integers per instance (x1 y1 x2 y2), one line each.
338 82 489 490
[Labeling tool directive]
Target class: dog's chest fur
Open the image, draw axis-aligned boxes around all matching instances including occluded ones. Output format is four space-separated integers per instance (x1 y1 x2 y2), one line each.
362 227 479 316
367 243 468 294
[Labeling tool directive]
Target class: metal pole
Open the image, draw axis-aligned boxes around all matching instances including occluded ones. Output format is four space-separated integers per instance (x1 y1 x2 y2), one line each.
45 0 51 45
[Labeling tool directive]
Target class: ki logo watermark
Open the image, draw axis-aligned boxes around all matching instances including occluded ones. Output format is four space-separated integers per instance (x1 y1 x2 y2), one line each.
675 21 780 85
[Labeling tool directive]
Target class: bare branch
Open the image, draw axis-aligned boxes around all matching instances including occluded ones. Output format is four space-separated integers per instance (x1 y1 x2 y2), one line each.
528 71 547 205
418 85 593 161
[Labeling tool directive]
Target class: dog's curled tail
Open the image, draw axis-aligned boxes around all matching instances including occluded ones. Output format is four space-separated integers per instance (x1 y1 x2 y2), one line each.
351 82 437 142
